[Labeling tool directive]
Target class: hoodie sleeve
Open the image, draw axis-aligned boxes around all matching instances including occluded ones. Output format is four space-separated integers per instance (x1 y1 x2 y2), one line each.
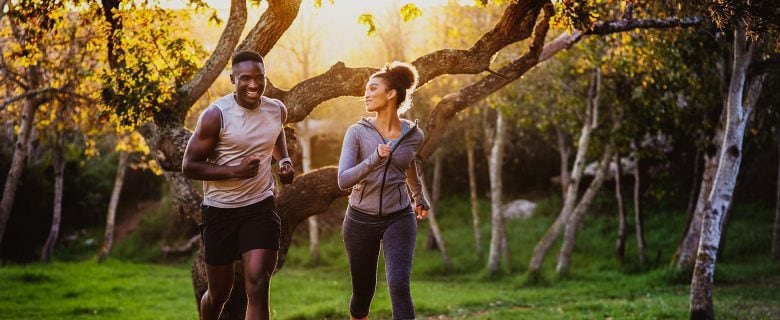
338 125 385 190
405 156 430 210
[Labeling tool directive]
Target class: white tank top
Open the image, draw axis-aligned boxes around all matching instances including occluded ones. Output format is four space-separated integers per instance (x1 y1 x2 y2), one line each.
201 94 285 208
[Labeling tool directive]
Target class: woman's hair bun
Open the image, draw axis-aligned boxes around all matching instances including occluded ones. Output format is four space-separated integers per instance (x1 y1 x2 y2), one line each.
382 61 418 91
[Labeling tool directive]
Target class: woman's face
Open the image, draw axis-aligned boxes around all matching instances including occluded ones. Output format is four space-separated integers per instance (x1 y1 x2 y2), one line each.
364 76 395 113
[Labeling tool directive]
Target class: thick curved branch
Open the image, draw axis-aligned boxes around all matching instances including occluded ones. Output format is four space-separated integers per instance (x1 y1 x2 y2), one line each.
419 3 555 159
267 0 549 123
180 0 247 109
236 0 301 56
275 166 349 269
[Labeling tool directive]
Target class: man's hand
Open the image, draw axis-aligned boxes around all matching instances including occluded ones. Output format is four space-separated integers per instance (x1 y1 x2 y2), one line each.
234 156 261 178
414 204 428 220
279 161 295 184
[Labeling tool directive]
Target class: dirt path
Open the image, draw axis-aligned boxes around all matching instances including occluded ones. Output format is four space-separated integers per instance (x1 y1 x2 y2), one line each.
114 200 158 244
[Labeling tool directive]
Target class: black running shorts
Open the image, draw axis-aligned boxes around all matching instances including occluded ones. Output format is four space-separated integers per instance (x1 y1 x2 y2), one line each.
199 196 281 265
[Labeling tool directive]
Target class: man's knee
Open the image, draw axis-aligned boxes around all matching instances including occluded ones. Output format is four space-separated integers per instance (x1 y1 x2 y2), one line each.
245 271 272 299
206 287 232 306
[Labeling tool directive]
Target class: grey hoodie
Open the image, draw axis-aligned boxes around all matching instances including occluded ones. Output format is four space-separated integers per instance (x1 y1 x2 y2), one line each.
338 118 430 216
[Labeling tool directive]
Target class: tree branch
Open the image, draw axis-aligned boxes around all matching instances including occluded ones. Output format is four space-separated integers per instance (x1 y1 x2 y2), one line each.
268 0 550 123
275 166 349 269
539 16 703 62
418 2 554 159
180 0 247 109
236 0 302 55
0 87 57 112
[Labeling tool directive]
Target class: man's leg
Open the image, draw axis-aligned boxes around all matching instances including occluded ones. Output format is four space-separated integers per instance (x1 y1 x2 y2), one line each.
201 263 235 320
242 248 278 320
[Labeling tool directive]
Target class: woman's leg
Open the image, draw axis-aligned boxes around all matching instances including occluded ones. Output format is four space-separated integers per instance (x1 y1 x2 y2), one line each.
343 213 382 319
382 213 417 320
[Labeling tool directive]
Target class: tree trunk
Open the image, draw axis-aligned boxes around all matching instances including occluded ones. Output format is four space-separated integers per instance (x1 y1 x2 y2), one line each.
687 149 702 218
487 111 507 274
419 173 452 270
674 40 732 274
465 126 483 257
0 98 39 246
41 133 66 263
633 152 647 266
690 24 761 319
298 119 319 263
25 126 38 167
426 151 443 251
98 151 129 263
500 225 511 272
673 149 719 272
556 127 571 196
556 146 613 275
192 166 350 317
614 153 627 264
774 137 780 261
528 68 601 277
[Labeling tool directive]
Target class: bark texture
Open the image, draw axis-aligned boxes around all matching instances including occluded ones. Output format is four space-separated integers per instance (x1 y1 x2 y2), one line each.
41 133 66 262
98 151 129 263
528 67 601 276
614 154 627 264
466 126 483 257
556 147 614 274
487 111 507 273
690 24 763 319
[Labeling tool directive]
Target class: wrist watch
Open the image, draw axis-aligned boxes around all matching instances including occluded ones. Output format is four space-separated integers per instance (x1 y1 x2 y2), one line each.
279 157 292 167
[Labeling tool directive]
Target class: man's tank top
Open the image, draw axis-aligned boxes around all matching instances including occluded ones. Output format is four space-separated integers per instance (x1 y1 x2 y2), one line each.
201 94 285 208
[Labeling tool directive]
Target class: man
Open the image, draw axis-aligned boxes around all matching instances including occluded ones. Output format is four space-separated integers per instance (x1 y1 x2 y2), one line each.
183 50 294 320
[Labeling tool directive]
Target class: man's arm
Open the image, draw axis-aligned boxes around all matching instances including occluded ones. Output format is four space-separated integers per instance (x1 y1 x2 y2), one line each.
271 99 295 184
182 107 259 181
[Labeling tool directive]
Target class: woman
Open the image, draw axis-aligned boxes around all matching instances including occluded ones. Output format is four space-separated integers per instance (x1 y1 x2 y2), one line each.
337 62 430 320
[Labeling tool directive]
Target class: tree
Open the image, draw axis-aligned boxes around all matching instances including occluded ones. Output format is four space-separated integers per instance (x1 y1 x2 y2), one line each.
775 129 780 261
689 22 769 319
1 0 103 250
276 9 324 263
96 0 704 314
98 131 159 262
484 103 509 274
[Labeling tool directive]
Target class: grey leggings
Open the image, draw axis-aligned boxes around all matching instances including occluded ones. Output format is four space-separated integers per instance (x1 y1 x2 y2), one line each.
342 206 417 320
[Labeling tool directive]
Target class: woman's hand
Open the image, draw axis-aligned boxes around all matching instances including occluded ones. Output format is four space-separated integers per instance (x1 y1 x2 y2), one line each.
414 204 428 220
377 141 391 158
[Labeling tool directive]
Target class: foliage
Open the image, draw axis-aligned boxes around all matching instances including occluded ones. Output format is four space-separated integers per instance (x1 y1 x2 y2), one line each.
399 3 422 22
100 4 208 130
706 0 780 40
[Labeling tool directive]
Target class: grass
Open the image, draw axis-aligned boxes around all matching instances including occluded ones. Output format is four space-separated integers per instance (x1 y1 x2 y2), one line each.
1 196 778 319
0 260 196 319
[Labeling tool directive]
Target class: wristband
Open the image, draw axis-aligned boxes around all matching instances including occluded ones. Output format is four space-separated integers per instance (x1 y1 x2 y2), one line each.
279 157 292 166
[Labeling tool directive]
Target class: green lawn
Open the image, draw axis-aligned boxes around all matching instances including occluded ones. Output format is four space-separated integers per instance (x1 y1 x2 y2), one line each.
1 197 778 319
